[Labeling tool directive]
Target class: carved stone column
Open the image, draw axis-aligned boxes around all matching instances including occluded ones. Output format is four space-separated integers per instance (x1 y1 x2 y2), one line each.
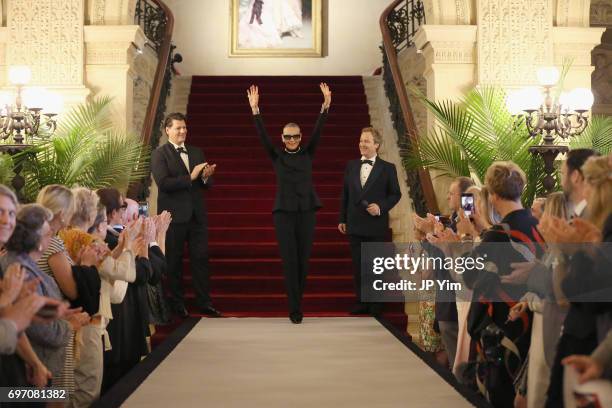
86 0 137 25
590 0 612 116
3 0 90 110
84 25 146 132
413 25 477 213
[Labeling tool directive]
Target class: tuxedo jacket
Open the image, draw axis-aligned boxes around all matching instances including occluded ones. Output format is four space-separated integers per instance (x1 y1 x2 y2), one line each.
254 112 327 213
151 143 211 224
339 157 401 237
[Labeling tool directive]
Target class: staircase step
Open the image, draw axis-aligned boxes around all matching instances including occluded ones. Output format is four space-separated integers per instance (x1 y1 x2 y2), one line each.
190 83 364 94
195 136 358 149
189 93 367 105
187 112 368 125
188 124 364 138
207 211 340 227
188 103 369 115
191 75 364 85
213 171 344 185
207 198 340 212
209 241 350 258
209 226 343 242
208 158 350 172
207 184 342 198
203 146 356 159
207 258 353 276
206 275 354 294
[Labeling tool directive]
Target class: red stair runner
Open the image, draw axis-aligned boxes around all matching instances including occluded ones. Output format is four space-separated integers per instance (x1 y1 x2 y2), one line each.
154 76 407 344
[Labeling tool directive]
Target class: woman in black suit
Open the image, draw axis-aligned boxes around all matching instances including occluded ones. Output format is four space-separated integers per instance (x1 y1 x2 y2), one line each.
247 83 332 324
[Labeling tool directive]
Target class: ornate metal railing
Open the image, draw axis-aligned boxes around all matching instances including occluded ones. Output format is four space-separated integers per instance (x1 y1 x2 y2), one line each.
134 0 176 149
380 0 438 215
130 0 180 199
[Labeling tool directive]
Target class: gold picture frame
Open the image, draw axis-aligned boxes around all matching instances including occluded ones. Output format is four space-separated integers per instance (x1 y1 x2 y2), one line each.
230 0 322 57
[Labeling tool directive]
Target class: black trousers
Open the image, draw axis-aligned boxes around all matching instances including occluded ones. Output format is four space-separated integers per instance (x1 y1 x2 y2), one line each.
273 210 316 315
165 217 211 309
348 234 385 311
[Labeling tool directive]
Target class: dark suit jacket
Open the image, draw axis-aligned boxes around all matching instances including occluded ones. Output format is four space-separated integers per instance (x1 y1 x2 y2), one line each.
339 157 401 237
151 143 211 224
253 112 327 212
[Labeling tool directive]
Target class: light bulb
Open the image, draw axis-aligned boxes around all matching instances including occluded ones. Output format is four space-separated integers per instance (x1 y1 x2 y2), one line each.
505 90 525 115
568 88 594 111
519 87 544 111
8 66 31 86
536 67 560 86
22 87 47 109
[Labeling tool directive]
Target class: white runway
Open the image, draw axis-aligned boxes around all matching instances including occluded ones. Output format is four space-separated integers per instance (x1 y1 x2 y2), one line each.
124 318 473 408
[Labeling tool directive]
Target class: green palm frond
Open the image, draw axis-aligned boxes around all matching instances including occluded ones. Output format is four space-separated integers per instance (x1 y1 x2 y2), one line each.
569 115 612 155
408 85 551 207
16 97 150 202
0 154 14 187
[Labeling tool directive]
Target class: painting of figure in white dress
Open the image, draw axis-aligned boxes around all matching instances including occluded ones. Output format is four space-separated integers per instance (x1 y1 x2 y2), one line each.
231 0 322 57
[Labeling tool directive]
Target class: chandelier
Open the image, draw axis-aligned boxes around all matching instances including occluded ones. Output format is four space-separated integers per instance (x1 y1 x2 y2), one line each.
0 66 61 145
506 67 594 193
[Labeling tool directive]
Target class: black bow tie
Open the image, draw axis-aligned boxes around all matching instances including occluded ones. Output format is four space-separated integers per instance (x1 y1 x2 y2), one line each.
176 147 187 154
361 159 373 166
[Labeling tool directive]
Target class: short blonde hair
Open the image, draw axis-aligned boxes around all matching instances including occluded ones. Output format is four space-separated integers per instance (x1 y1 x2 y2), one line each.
543 191 567 219
485 161 526 201
37 184 75 221
582 155 612 229
71 187 99 228
361 127 382 149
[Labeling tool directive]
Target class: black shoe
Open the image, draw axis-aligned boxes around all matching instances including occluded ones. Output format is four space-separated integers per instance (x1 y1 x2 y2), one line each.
289 312 303 324
174 306 189 318
199 306 222 317
349 304 369 315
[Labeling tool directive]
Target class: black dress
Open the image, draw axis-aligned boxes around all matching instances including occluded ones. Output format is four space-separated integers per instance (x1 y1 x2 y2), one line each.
253 110 328 316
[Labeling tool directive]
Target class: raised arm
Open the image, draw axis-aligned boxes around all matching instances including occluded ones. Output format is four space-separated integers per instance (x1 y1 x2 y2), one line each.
306 83 332 155
248 85 277 160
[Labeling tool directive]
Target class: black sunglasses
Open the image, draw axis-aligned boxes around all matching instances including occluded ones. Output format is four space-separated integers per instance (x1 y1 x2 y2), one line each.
282 134 301 141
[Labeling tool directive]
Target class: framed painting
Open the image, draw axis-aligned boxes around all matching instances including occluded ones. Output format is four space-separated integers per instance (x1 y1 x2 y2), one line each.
230 0 323 57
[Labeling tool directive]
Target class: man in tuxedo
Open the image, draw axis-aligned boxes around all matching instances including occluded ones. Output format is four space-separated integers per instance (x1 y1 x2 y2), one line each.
151 112 221 317
338 127 401 316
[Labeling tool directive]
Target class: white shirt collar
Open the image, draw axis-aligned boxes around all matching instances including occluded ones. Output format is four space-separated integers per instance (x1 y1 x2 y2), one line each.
169 141 186 150
573 199 587 217
360 154 377 164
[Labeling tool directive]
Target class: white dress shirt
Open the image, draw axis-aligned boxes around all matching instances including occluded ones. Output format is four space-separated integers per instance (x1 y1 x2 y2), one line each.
360 154 377 188
169 141 189 171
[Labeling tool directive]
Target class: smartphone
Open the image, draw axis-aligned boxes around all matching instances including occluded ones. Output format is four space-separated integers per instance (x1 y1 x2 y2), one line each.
461 193 475 217
138 202 149 217
36 303 59 319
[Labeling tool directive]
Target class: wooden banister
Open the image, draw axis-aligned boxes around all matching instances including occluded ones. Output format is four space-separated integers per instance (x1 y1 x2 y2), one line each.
380 0 439 214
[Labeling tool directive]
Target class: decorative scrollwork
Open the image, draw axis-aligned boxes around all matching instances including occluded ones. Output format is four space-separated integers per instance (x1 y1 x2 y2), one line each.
385 1 426 52
135 0 168 52
381 1 429 215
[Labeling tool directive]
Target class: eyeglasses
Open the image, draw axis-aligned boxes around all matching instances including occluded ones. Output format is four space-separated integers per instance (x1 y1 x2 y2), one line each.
282 134 301 141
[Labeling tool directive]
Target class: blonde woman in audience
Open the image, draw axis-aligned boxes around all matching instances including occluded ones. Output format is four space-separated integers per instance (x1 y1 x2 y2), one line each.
62 187 138 408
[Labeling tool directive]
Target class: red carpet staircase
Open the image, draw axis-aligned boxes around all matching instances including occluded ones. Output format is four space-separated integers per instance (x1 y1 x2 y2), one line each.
164 76 406 328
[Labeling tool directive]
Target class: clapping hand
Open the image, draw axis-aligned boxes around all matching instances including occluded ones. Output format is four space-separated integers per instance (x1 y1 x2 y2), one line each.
202 163 217 178
0 263 26 307
247 85 259 113
320 83 332 110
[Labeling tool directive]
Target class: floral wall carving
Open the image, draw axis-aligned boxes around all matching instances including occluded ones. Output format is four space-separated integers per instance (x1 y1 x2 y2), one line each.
7 0 83 86
478 0 552 85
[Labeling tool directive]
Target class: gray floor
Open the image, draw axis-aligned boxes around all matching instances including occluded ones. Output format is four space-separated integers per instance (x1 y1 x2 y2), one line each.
124 318 473 408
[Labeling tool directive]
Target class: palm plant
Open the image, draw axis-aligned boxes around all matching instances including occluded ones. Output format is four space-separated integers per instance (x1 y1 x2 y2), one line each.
568 115 612 155
14 97 150 202
0 154 14 187
405 86 546 206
